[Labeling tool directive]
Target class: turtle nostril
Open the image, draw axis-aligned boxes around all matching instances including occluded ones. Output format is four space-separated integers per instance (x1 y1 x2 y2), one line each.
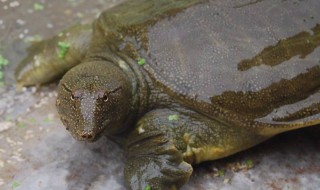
79 131 95 140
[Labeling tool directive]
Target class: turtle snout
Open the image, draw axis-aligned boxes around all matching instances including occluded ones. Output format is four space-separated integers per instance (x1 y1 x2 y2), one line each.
78 130 96 141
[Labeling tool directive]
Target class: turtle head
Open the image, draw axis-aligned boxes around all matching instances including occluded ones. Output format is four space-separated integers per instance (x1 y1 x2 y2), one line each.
56 61 133 142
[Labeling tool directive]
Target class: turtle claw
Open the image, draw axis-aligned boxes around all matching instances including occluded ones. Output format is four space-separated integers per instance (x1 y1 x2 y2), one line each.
124 150 192 190
125 127 192 190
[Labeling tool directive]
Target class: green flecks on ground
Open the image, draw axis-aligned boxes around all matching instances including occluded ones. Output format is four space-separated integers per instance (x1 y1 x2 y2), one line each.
218 169 226 177
33 35 43 41
145 185 152 190
29 118 37 123
137 58 146 66
0 71 3 86
33 3 44 10
12 181 20 189
5 116 14 121
0 54 9 87
58 42 71 59
18 122 27 129
213 168 226 177
168 114 180 121
25 35 43 43
0 55 9 66
246 159 254 169
44 117 53 123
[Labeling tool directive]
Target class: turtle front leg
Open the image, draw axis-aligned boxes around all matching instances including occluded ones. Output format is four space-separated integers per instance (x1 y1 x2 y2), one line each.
15 24 92 87
124 110 193 190
125 108 268 190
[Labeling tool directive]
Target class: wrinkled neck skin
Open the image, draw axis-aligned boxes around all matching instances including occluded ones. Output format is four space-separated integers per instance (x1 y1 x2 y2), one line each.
104 57 150 134
56 57 148 142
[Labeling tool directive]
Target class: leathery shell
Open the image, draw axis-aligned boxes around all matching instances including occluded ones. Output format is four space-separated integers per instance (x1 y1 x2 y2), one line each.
102 0 320 134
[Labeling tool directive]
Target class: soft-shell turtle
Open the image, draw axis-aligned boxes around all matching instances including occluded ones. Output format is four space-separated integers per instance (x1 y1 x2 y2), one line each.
16 0 320 189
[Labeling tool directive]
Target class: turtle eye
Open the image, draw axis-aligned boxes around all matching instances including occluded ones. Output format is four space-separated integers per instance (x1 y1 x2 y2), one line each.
96 90 109 102
103 94 109 102
71 94 76 101
71 90 83 100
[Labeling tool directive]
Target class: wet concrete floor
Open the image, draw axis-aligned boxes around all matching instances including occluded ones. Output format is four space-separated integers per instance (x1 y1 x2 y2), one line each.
0 0 319 190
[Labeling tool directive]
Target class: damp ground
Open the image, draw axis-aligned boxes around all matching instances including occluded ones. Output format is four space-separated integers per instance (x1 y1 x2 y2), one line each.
0 0 319 190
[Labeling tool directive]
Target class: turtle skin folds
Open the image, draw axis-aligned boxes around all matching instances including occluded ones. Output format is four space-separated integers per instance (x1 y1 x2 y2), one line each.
124 109 267 189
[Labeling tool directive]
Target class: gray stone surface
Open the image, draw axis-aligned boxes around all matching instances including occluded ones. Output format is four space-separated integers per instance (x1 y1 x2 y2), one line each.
0 0 319 190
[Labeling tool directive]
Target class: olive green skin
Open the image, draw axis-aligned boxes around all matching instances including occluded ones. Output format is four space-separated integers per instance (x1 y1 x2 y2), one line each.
15 0 320 189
